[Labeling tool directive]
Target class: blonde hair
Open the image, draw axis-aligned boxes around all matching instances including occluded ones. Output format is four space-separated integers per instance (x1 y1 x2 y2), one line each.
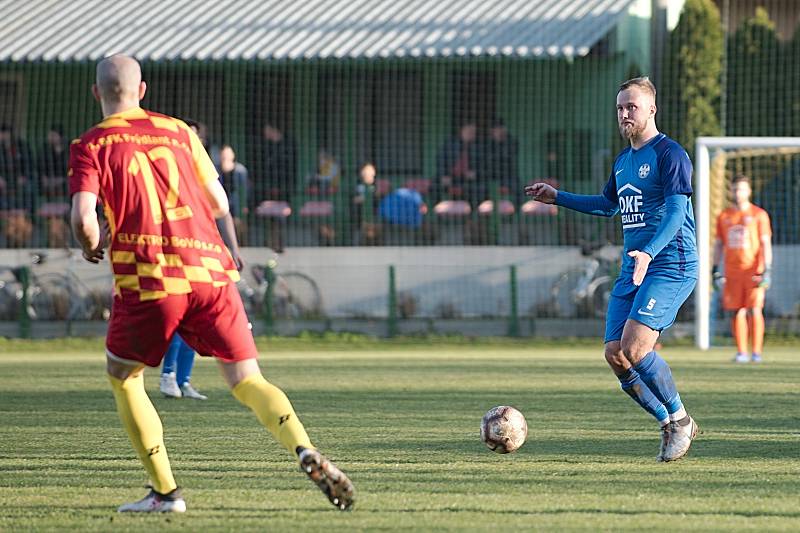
618 77 657 100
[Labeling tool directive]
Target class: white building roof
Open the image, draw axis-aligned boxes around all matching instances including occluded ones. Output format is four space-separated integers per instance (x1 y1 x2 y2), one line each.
0 0 637 61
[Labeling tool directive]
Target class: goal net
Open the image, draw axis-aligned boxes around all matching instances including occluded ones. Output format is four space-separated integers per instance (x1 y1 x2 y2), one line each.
694 137 800 349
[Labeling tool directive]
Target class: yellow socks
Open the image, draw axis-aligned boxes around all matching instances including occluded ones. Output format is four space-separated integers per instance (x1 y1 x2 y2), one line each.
108 373 177 494
232 374 313 457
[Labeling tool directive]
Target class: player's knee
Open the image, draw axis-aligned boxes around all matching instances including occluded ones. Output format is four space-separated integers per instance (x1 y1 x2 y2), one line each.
619 339 648 366
218 358 261 389
604 343 627 374
106 359 144 380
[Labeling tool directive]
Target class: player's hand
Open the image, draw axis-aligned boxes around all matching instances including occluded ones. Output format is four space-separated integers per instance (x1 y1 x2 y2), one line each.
232 253 245 272
82 244 105 264
524 182 557 204
755 268 771 290
628 250 651 286
712 266 725 290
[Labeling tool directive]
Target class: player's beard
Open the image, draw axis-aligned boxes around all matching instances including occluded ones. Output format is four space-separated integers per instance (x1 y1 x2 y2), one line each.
619 120 645 142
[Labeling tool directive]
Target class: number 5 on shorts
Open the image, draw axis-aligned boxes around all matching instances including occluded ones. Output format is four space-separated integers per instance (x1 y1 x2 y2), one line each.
129 147 193 224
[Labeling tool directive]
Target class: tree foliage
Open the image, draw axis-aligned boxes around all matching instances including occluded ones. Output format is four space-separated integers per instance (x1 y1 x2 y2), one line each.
662 0 723 156
726 7 781 136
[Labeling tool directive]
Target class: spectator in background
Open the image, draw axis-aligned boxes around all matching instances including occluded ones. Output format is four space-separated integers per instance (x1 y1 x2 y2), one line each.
305 148 341 246
307 148 340 195
217 144 249 244
379 187 424 229
483 118 519 197
435 122 483 206
38 125 69 200
0 123 34 246
256 123 297 203
185 119 220 167
37 125 71 247
352 161 382 245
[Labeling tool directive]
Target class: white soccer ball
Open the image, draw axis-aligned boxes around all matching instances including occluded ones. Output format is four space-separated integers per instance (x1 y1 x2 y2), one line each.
480 405 528 454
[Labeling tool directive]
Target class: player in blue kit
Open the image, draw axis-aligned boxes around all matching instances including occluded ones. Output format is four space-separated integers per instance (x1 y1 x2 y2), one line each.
525 77 699 462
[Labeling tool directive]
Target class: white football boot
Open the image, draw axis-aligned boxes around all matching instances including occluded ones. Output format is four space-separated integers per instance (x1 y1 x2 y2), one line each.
656 423 671 462
118 487 186 513
661 416 699 462
159 372 182 398
179 382 208 400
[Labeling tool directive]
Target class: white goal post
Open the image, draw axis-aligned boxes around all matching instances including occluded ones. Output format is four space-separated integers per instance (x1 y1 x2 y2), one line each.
694 136 800 350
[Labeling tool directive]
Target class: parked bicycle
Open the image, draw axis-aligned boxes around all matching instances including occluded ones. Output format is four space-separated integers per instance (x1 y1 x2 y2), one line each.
0 251 108 321
536 242 619 319
238 257 323 320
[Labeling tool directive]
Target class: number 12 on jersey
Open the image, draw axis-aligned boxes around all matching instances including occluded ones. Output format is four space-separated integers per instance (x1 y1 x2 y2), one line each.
128 147 193 224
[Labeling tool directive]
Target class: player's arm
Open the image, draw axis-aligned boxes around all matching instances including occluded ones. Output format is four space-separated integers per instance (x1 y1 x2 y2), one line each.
712 236 725 289
641 194 689 260
524 183 617 217
640 146 693 261
758 213 773 288
761 235 773 272
184 122 244 271
71 191 104 263
629 145 693 286
203 179 243 271
627 194 688 286
68 140 104 263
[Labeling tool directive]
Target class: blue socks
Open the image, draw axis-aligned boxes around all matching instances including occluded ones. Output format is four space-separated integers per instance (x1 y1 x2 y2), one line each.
618 368 669 424
162 336 180 375
162 334 196 386
617 351 688 425
175 337 196 386
633 351 685 418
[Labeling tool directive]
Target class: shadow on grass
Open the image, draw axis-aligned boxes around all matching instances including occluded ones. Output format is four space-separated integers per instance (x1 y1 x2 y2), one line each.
10 503 800 521
2 385 797 463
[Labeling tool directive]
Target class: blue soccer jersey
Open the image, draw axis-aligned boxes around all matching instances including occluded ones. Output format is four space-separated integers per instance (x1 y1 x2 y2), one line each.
602 133 698 277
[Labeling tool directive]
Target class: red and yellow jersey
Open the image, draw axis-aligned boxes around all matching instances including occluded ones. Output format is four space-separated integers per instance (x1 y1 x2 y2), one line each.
69 107 239 302
715 204 771 273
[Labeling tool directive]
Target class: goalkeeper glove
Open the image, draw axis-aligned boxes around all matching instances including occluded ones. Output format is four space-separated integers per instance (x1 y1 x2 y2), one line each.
758 267 772 290
712 266 725 290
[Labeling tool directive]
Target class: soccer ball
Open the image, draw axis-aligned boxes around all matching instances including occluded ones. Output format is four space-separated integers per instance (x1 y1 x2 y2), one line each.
480 406 528 454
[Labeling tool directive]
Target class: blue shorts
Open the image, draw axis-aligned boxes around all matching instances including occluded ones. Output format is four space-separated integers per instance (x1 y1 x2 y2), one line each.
604 271 697 342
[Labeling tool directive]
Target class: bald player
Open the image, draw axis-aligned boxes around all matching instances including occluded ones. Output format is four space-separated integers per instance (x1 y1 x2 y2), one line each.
525 77 699 462
70 55 354 513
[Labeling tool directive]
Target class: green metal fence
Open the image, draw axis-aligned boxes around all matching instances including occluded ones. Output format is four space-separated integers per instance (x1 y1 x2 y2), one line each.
0 0 799 339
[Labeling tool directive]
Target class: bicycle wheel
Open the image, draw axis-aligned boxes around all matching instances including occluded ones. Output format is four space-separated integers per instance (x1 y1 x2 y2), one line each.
237 278 266 318
272 272 323 319
550 269 584 318
587 276 614 319
64 273 97 320
27 277 59 320
89 288 113 320
0 268 21 320
34 273 96 320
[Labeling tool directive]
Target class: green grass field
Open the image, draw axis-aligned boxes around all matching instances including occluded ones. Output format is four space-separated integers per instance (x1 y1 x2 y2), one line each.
1 339 798 531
